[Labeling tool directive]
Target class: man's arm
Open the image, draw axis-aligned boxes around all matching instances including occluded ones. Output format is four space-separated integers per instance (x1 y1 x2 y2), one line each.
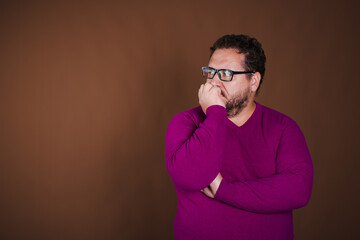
206 118 314 214
165 105 227 191
165 83 227 192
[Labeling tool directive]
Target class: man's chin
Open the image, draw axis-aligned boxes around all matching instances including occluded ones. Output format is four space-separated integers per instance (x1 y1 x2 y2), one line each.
226 107 243 117
226 97 249 117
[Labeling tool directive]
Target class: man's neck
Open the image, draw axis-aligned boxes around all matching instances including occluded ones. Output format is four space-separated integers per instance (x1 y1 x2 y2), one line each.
228 100 256 127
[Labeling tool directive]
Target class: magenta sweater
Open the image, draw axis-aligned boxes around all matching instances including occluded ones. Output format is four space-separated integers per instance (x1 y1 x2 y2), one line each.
165 102 313 240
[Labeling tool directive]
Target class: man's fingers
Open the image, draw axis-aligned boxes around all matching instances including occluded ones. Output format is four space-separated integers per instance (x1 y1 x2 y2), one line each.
219 92 228 102
202 187 215 199
198 84 205 98
211 86 227 101
203 82 214 91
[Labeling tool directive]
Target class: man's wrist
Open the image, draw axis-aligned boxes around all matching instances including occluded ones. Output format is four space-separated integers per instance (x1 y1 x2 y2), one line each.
206 105 227 115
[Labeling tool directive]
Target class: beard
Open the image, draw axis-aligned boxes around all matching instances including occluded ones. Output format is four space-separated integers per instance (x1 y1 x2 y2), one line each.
224 86 251 117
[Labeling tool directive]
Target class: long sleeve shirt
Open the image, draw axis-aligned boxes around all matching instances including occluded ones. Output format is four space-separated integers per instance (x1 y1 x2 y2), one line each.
165 102 313 240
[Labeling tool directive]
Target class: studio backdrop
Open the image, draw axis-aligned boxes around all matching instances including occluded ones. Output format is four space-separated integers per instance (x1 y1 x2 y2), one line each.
0 0 359 239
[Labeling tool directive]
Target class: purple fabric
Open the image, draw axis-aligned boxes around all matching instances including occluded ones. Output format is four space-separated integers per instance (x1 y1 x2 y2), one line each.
165 102 313 240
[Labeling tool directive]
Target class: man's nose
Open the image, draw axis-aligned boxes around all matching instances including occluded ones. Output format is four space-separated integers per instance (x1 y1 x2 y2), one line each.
210 74 222 86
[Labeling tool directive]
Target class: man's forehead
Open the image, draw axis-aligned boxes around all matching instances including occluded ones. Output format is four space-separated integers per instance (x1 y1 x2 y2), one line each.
209 49 246 69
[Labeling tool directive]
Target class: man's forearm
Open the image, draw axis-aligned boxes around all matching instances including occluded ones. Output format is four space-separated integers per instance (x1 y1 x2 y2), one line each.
214 166 313 213
165 105 228 191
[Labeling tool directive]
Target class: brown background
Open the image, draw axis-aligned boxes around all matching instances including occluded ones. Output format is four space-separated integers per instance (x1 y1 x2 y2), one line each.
0 0 359 239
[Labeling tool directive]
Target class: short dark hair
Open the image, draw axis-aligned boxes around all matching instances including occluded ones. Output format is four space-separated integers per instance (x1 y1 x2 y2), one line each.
210 34 266 94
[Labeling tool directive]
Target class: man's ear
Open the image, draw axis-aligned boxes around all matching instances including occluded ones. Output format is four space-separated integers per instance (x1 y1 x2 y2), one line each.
250 72 261 93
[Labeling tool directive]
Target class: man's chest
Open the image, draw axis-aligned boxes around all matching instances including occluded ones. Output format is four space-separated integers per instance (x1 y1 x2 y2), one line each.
220 131 277 182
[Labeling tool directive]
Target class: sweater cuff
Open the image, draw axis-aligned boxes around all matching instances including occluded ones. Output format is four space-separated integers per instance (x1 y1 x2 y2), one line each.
206 105 227 119
214 178 231 202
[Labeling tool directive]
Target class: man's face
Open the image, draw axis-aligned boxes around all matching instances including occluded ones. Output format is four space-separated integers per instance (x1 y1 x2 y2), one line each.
207 48 253 117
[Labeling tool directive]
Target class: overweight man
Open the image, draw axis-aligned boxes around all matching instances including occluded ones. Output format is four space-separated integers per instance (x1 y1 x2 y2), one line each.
165 34 313 240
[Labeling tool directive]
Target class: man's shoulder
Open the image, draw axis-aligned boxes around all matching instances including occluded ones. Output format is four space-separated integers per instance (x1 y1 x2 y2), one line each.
169 105 205 126
258 102 299 129
261 101 299 133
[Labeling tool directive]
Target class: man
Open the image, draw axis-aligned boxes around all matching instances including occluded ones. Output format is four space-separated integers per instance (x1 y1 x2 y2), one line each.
165 34 313 240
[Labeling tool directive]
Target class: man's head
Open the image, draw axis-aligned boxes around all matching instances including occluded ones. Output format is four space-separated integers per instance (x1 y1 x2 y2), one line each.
209 34 266 94
204 34 266 117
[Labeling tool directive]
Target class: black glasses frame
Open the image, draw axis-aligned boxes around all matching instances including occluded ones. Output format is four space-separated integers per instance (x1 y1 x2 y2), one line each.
202 66 255 82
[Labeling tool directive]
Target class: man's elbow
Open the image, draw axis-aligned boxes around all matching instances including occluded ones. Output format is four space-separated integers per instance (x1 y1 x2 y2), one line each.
296 193 312 209
167 170 207 192
293 183 313 209
166 163 216 192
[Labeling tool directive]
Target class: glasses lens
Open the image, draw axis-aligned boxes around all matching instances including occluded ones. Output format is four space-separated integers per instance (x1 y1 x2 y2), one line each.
202 67 214 79
219 69 233 81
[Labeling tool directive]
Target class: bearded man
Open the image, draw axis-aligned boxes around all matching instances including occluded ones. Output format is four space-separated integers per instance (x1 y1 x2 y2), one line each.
165 34 313 240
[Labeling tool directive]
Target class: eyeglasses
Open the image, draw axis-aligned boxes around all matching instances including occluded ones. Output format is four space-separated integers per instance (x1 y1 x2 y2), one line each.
201 66 255 82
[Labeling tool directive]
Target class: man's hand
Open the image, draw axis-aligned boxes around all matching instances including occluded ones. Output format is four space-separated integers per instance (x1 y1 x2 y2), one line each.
198 83 227 114
201 173 223 199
